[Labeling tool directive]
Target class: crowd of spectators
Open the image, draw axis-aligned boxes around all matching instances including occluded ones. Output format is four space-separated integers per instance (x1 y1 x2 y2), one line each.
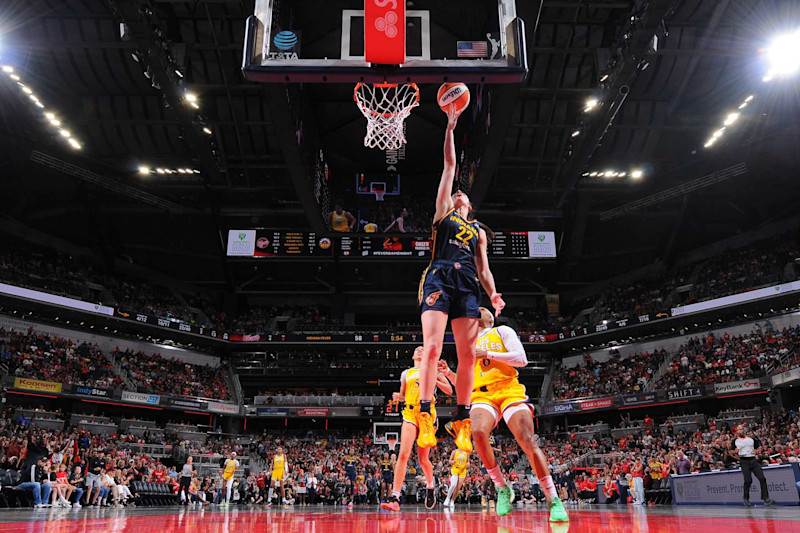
0 328 123 391
230 305 331 336
654 325 800 390
113 349 230 401
552 349 667 400
679 234 800 307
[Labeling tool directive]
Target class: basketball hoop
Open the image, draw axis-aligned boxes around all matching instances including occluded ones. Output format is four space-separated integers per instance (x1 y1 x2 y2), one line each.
371 188 386 202
354 82 420 151
387 438 398 452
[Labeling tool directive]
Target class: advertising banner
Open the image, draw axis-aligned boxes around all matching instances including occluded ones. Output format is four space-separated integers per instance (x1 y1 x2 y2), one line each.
713 379 764 395
73 386 111 398
671 464 800 505
578 397 615 411
256 407 290 416
121 391 161 405
13 377 62 394
542 403 577 415
296 408 330 416
0 283 114 316
621 392 657 406
169 398 205 410
664 386 704 400
208 402 240 415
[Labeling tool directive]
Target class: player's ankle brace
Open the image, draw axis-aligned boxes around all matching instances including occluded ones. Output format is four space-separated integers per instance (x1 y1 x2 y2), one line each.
455 404 470 420
420 401 431 414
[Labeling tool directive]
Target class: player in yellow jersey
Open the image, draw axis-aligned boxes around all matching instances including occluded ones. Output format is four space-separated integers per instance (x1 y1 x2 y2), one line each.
267 446 289 507
442 447 470 509
442 307 568 521
381 347 453 512
327 199 355 232
220 452 239 506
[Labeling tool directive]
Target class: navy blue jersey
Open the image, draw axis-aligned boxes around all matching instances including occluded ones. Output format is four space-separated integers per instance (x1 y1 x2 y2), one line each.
431 208 480 273
344 457 358 473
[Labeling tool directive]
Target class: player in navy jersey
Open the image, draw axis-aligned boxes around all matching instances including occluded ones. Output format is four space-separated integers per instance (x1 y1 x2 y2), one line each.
415 106 505 453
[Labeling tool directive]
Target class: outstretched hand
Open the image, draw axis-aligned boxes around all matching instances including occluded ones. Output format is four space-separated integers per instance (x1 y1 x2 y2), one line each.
446 105 459 130
490 293 505 317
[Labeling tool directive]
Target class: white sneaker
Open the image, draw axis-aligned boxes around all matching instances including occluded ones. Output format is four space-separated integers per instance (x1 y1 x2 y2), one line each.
73 503 82 509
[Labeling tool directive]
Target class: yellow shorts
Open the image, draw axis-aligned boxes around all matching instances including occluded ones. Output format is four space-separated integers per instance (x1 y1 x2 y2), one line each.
470 379 532 426
402 404 438 428
451 468 467 479
272 471 284 481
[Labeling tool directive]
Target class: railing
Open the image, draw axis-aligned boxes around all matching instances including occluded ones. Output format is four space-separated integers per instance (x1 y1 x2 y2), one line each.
253 395 384 406
118 442 173 458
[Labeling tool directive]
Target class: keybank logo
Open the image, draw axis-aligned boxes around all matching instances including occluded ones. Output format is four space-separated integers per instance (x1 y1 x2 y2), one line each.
273 30 298 51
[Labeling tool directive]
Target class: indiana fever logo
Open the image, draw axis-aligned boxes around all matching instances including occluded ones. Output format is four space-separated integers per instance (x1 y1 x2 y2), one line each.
425 290 442 306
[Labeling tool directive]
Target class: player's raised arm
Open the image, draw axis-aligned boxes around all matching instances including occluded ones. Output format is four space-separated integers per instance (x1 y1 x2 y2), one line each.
475 227 505 316
433 108 459 224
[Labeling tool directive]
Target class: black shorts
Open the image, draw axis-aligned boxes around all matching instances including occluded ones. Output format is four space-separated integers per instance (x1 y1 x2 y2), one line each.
382 473 393 484
418 261 481 319
346 471 357 482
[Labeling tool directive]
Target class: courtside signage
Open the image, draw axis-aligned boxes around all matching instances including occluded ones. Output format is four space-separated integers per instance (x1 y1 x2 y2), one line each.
226 229 256 256
13 377 62 393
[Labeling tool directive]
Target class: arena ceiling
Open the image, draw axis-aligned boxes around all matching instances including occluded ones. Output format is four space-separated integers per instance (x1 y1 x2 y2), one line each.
0 0 798 297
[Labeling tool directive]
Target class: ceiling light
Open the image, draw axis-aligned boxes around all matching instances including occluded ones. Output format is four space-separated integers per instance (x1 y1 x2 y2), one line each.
585 98 598 111
156 168 165 174
138 166 150 174
49 119 60 126
67 138 81 150
600 74 609 82
589 171 598 177
185 92 197 102
619 171 627 177
582 172 589 176
178 168 187 174
704 138 716 148
631 170 643 179
175 69 184 78
723 112 740 126
33 101 44 108
738 102 748 109
765 29 800 77
9 74 19 81
59 130 71 138
21 86 32 94
44 112 55 120
712 127 725 138
603 170 614 178
763 73 774 82
192 169 200 174
202 127 212 135
745 95 754 102
1 66 13 73
189 102 199 109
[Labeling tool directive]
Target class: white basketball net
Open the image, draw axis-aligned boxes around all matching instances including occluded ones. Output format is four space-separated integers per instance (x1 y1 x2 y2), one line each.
354 83 420 151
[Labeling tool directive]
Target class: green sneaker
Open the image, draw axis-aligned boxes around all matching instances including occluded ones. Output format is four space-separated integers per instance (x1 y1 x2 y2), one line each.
496 486 514 517
548 497 569 522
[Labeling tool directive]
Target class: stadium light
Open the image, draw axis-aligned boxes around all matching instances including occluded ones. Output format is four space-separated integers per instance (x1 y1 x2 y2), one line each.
631 170 643 179
1 65 12 73
571 130 580 137
59 130 71 138
765 29 800 79
584 98 599 112
67 138 81 150
202 127 212 135
723 112 739 126
138 166 150 174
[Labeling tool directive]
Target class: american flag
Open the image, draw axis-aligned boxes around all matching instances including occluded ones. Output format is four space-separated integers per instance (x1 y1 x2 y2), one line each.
457 41 488 58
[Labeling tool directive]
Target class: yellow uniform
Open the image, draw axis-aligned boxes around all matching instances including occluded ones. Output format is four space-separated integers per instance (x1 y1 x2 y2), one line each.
222 458 238 481
272 454 286 481
451 450 469 478
331 212 349 232
401 367 437 427
364 223 378 233
471 327 530 419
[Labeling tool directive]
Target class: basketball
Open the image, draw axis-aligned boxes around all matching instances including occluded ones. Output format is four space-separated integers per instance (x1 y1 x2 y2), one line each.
437 83 470 116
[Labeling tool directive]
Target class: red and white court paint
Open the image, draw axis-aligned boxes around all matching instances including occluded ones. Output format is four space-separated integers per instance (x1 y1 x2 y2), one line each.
0 506 798 533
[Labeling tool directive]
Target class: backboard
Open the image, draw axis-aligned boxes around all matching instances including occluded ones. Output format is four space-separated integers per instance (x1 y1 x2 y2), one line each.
242 0 527 83
373 421 402 446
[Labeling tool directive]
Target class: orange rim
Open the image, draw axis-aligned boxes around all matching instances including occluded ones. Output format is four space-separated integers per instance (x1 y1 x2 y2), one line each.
354 82 420 119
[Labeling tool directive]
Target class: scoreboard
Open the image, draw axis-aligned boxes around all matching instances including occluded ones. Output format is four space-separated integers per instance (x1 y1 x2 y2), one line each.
228 230 556 258
226 229 334 257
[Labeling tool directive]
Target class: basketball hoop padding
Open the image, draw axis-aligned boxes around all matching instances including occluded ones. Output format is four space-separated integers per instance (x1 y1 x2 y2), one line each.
364 0 406 65
354 83 419 151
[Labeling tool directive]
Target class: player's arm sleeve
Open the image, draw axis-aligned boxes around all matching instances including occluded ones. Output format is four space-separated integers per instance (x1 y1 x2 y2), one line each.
485 326 528 367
